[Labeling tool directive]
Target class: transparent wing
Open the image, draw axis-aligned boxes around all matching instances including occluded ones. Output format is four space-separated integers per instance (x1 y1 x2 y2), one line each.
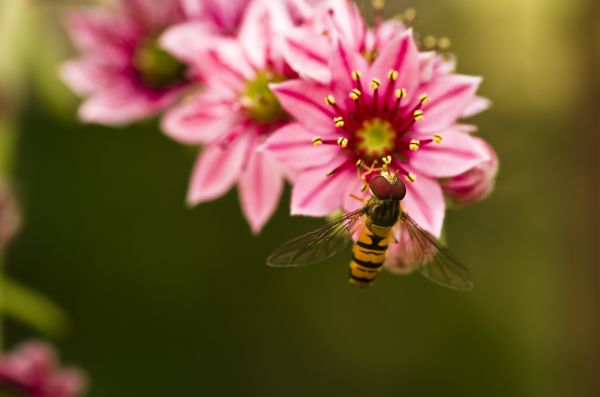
401 212 474 291
267 208 366 267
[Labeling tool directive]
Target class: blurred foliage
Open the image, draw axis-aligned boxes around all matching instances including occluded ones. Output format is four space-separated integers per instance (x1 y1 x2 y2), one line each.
0 0 597 397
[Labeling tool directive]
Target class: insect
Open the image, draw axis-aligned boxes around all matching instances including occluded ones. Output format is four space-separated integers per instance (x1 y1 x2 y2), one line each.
267 166 474 291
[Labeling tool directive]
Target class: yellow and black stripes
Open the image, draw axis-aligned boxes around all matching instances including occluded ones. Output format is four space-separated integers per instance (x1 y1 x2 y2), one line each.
349 225 391 289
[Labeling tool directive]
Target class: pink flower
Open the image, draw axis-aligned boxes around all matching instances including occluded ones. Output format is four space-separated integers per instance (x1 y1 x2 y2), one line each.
384 223 434 274
161 0 319 233
443 137 499 206
265 26 491 238
61 0 190 126
0 342 86 397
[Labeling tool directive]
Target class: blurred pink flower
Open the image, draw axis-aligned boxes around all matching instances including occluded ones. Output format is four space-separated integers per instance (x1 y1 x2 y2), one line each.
61 0 190 126
161 0 320 233
384 223 434 274
264 26 491 237
443 137 499 206
0 180 21 251
0 342 86 397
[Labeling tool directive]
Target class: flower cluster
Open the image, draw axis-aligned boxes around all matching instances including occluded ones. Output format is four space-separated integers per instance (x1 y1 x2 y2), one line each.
0 342 86 397
62 0 498 271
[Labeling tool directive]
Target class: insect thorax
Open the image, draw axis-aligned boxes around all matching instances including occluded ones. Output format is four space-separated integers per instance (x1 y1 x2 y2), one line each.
366 197 400 229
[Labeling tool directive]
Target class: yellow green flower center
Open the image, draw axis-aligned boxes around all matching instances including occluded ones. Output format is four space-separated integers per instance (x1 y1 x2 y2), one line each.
242 71 286 124
134 38 187 90
355 118 396 158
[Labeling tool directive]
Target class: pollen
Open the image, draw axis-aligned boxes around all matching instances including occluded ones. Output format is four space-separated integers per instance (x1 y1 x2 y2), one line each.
414 109 424 120
419 94 430 105
312 136 323 146
382 155 392 165
409 139 421 151
395 88 407 99
356 159 364 168
351 70 362 81
334 116 345 127
325 95 336 105
349 89 362 100
405 172 417 183
388 70 399 81
337 137 349 148
372 0 385 10
433 134 443 144
370 78 381 89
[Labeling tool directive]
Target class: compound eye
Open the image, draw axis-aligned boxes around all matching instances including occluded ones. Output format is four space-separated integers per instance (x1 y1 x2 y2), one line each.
369 176 392 199
391 179 407 200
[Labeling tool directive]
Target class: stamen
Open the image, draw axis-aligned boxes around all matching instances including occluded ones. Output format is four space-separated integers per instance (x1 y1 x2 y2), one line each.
388 88 407 121
312 136 323 146
388 70 399 81
395 88 407 99
337 137 349 148
405 172 417 183
349 89 362 101
413 109 424 121
409 139 421 151
382 155 392 165
433 134 443 144
327 164 344 177
356 159 364 168
419 94 430 105
325 95 336 106
370 78 381 89
351 70 362 82
334 116 345 128
438 37 451 50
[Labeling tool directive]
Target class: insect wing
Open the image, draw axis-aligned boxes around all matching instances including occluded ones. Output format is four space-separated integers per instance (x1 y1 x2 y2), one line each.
267 208 366 267
401 213 474 291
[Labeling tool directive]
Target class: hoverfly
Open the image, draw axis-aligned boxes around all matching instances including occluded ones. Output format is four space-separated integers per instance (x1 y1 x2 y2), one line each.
267 166 474 291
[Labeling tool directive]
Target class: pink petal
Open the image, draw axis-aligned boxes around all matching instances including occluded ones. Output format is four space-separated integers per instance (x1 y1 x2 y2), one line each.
161 93 241 144
79 86 180 126
418 51 437 83
270 80 335 133
238 0 272 70
461 96 492 118
402 176 445 238
325 0 367 51
368 29 420 102
409 129 490 178
199 38 253 92
239 149 284 234
330 38 368 95
60 59 119 95
187 133 251 205
260 123 340 172
416 74 482 132
160 22 214 66
291 162 355 217
282 27 331 83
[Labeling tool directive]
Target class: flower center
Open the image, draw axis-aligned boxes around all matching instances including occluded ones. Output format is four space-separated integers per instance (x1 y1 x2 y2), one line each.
355 118 395 159
133 38 187 90
242 72 286 124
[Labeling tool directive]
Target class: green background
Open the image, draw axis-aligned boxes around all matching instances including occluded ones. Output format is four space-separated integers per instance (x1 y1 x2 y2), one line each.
2 0 598 396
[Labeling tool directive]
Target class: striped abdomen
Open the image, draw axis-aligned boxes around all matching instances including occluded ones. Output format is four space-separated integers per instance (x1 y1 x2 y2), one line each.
349 224 391 289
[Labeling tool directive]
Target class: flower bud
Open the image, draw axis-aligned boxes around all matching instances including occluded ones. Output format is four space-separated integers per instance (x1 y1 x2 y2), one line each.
443 137 498 206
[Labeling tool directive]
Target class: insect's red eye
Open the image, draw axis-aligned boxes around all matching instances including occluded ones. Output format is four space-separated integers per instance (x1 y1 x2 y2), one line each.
391 179 407 200
369 176 392 199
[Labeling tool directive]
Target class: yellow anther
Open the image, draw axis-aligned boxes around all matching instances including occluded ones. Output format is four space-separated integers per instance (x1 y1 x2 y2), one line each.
334 116 345 127
409 139 421 151
326 169 336 177
403 7 417 22
423 35 437 49
405 172 417 183
395 88 407 99
312 136 323 146
351 70 362 81
372 0 385 10
370 78 381 89
337 137 349 148
356 159 364 168
388 69 399 81
361 184 368 192
325 95 336 106
414 109 424 120
382 155 392 165
349 89 362 101
438 37 451 50
433 134 443 144
419 94 430 105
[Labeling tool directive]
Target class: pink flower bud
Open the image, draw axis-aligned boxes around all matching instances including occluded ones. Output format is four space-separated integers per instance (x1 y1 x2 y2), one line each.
443 137 498 206
384 224 435 274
